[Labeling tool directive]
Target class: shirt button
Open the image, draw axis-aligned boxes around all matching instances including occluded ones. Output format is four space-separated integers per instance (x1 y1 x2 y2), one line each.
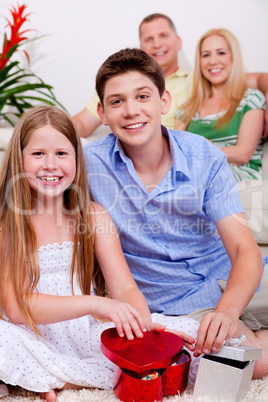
165 245 170 249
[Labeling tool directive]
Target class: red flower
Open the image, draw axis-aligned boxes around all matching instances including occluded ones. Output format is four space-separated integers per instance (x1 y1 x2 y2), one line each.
0 4 31 70
0 3 65 127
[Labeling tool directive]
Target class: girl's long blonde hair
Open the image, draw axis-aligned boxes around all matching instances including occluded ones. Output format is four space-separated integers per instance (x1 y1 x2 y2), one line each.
181 28 248 128
0 105 105 332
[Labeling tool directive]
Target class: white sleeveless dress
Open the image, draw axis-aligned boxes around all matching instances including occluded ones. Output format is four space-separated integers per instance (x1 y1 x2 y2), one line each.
0 242 199 392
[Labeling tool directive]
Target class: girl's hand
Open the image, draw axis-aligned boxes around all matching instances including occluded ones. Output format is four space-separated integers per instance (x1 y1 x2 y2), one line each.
147 322 166 332
165 328 196 352
92 296 147 340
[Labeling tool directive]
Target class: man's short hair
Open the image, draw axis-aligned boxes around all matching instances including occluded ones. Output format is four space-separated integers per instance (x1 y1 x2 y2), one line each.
96 48 165 105
139 13 177 39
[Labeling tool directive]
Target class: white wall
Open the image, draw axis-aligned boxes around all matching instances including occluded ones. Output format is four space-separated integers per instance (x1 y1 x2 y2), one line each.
1 0 268 116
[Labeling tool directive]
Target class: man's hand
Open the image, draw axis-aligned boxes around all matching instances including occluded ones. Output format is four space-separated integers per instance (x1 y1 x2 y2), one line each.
193 311 239 357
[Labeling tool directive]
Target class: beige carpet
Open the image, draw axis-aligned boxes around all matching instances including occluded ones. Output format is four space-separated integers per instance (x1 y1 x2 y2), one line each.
1 376 268 402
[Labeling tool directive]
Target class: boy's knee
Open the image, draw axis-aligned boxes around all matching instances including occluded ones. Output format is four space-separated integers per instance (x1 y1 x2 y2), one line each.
240 326 268 379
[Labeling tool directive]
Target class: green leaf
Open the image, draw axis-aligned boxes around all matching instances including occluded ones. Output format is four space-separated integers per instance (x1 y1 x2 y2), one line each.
0 61 20 81
0 83 55 101
4 44 20 61
0 114 15 126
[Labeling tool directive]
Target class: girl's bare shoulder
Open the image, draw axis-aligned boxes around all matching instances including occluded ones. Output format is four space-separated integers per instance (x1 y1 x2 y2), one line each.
90 201 112 223
91 201 106 213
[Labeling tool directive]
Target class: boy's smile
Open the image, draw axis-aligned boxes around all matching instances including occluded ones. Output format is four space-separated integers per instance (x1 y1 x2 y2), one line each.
97 71 171 154
123 122 146 131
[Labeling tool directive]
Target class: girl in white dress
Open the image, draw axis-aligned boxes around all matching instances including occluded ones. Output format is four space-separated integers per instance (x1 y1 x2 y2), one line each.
0 106 199 401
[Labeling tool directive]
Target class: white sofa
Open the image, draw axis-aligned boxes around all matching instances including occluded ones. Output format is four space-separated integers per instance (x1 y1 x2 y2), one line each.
0 126 267 257
0 127 13 166
238 140 268 257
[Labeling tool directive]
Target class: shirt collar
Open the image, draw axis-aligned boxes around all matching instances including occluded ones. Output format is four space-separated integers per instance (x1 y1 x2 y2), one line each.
162 126 191 182
112 136 129 167
166 68 189 80
112 127 191 181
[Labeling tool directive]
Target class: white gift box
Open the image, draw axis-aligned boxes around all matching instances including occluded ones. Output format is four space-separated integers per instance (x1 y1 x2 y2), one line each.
193 344 262 401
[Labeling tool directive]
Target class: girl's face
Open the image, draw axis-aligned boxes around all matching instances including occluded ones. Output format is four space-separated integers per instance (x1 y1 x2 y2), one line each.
200 34 233 87
22 125 76 203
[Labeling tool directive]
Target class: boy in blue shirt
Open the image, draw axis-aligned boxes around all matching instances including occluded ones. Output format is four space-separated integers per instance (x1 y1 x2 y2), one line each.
84 48 268 379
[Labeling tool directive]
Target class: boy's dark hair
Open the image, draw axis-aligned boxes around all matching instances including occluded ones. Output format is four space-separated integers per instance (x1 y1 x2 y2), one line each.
96 48 165 105
139 13 177 38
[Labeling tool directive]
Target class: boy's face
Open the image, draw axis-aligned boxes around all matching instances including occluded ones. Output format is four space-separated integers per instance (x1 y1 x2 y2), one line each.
97 71 171 151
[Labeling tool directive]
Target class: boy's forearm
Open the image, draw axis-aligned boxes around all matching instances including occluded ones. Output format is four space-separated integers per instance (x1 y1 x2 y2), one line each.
214 245 262 318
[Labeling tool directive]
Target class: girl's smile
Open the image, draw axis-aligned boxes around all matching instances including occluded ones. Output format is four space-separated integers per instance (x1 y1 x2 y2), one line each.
38 175 63 184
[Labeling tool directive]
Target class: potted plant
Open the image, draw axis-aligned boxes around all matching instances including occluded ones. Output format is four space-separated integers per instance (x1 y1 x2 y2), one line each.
0 3 66 127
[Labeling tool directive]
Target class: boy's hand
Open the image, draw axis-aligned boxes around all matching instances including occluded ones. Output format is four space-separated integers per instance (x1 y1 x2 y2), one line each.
193 311 239 357
165 328 196 351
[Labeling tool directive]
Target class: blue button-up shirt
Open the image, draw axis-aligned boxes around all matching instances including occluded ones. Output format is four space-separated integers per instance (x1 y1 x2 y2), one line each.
84 127 244 315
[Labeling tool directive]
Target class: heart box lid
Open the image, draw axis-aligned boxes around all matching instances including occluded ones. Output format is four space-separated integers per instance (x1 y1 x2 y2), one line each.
101 328 184 375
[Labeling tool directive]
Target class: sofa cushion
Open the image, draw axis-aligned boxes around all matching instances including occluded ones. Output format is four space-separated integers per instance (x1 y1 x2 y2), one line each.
262 140 268 180
0 127 13 149
238 140 268 245
238 179 268 244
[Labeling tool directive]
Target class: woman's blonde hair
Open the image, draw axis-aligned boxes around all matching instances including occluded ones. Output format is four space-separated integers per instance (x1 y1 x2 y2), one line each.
0 105 105 332
181 28 248 128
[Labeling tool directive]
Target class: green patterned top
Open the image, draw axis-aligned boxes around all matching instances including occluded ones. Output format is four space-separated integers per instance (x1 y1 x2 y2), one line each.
175 88 265 181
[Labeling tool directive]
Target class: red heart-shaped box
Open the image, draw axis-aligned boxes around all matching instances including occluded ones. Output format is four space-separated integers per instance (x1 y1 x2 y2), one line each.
101 328 191 402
